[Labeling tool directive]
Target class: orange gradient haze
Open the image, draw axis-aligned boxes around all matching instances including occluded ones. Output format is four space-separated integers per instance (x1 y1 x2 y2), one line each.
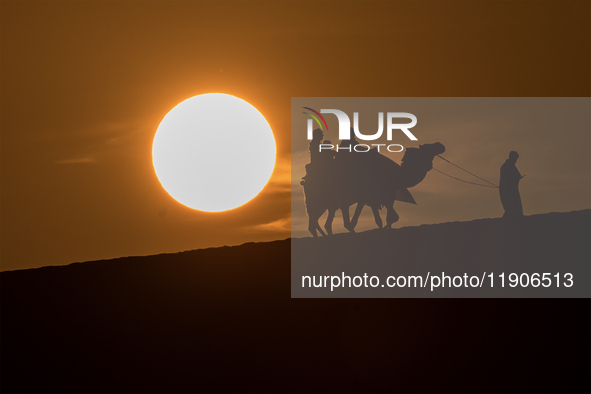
1 1 589 270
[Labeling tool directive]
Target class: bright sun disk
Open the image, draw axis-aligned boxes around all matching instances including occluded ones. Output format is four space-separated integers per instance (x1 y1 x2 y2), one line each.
152 93 276 212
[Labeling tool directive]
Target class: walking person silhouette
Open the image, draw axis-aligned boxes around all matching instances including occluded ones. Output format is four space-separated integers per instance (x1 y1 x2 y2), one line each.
499 151 524 219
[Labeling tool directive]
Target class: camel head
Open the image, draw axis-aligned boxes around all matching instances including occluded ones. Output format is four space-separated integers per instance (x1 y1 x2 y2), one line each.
419 142 446 157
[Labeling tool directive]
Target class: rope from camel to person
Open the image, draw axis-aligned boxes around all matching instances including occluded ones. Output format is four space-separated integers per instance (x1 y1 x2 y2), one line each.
434 155 499 189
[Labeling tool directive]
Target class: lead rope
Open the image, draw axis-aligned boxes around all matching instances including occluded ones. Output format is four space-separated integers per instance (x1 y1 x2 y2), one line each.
434 155 499 189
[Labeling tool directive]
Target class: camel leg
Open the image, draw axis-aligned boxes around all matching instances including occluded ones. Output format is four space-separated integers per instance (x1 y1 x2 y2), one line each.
324 208 336 235
308 213 321 237
371 206 383 229
316 221 326 236
384 201 399 230
350 202 365 231
341 206 355 233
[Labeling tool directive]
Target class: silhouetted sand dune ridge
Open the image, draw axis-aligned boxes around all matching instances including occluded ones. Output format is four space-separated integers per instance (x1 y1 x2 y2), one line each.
1 210 589 393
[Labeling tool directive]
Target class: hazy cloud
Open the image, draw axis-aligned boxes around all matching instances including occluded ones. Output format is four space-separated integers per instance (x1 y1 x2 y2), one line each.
245 216 291 233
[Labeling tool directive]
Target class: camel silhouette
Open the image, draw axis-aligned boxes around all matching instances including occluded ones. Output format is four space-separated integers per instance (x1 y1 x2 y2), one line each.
301 142 445 236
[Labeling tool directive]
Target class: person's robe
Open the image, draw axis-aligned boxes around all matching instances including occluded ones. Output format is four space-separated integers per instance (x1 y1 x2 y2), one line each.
499 160 523 218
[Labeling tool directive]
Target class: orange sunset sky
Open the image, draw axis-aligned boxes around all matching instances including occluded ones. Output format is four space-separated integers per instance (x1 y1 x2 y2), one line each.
1 1 590 271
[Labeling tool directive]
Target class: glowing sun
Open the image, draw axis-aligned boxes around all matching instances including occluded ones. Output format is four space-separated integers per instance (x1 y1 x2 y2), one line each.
152 93 276 212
